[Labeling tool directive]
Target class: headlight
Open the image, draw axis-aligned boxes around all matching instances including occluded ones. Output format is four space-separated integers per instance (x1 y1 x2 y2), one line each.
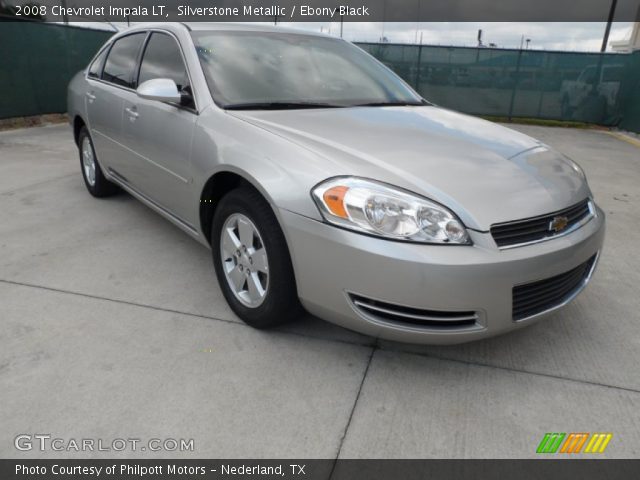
311 177 471 244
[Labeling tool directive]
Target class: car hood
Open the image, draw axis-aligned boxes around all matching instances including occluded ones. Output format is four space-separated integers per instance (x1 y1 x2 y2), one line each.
228 106 590 230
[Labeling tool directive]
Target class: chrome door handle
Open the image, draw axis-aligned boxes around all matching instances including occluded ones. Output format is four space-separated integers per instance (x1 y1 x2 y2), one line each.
125 107 139 119
85 92 96 102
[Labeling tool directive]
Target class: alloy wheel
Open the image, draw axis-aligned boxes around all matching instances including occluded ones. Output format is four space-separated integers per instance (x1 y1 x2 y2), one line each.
81 136 96 187
220 213 270 308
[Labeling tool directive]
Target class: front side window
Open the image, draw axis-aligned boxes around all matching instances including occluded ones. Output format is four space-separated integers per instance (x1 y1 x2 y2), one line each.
138 32 190 92
191 31 423 108
102 33 146 89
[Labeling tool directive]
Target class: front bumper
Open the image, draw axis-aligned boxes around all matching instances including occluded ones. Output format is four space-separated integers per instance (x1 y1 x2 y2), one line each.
280 205 605 345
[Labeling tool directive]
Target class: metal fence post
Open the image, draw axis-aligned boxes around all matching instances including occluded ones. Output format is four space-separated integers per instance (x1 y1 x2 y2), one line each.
536 52 549 118
415 44 423 93
507 48 523 121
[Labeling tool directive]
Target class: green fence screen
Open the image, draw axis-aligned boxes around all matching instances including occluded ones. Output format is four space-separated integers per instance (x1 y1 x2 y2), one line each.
1 21 639 134
358 42 640 129
0 20 112 119
618 51 640 133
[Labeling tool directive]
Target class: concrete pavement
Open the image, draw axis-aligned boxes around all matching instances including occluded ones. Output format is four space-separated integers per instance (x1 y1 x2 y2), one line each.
1 123 639 458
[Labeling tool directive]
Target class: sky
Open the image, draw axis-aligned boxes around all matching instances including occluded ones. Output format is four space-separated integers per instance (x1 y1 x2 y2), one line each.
89 22 634 52
273 22 635 51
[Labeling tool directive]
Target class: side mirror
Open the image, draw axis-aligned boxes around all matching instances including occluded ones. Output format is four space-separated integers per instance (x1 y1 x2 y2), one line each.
136 78 181 103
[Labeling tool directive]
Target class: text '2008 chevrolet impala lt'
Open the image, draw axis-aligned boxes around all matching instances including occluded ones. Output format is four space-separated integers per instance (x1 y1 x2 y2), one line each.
67 23 605 344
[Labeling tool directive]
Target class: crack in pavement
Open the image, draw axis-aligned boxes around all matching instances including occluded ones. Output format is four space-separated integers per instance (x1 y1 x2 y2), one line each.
0 278 372 349
1 278 639 396
330 344 377 475
0 173 77 196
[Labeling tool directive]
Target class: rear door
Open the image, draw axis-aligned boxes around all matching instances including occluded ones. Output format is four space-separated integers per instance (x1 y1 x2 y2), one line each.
85 33 147 176
119 31 198 224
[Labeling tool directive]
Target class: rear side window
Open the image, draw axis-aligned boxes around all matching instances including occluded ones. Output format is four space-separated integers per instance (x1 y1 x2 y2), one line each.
102 33 146 88
138 33 189 91
88 47 108 78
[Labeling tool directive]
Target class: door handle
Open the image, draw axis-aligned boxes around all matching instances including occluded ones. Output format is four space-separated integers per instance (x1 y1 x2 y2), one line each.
125 107 139 120
85 92 96 102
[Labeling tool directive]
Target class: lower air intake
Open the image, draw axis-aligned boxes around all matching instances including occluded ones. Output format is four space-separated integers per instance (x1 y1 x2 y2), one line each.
349 294 478 329
512 254 597 321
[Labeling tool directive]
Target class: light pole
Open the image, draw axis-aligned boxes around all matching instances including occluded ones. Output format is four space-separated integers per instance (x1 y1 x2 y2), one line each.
415 0 421 44
60 0 69 24
601 0 618 52
381 0 387 43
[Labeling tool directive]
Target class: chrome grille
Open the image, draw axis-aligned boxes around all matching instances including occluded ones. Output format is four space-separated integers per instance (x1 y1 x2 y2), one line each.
491 199 593 248
512 254 597 321
349 294 478 329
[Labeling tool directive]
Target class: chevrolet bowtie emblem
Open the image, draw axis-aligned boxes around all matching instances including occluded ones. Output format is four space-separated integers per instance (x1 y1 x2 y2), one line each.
549 215 569 233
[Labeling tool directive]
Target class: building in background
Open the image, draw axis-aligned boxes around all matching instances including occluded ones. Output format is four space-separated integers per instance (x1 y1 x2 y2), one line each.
611 22 640 52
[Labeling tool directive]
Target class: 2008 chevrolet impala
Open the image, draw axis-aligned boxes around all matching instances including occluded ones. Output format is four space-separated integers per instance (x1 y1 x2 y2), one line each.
67 23 605 344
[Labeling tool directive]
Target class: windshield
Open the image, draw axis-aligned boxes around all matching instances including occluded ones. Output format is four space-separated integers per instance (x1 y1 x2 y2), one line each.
191 31 424 109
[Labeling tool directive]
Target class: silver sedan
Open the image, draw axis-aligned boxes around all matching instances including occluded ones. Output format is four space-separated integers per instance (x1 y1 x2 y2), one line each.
67 23 605 344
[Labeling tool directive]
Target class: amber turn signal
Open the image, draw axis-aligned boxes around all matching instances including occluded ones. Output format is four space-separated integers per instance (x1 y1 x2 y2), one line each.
323 186 349 219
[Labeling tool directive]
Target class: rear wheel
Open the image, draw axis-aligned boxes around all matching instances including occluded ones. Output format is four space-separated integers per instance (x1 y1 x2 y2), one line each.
78 126 119 197
212 187 302 328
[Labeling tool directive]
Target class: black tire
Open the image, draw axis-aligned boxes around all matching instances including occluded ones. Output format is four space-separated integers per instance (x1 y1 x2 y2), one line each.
211 187 302 328
78 126 119 197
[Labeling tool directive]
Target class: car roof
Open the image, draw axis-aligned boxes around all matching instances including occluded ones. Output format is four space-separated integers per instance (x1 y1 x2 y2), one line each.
184 22 326 37
122 22 328 38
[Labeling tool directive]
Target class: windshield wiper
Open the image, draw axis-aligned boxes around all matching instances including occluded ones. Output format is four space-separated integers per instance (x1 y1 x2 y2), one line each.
353 100 428 107
225 102 345 110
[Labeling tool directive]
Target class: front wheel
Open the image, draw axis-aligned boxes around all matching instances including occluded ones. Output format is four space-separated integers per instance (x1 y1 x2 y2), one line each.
211 187 302 328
